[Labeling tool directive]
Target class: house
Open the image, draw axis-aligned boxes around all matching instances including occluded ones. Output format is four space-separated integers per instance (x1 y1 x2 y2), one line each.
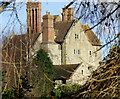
2 2 101 87
26 2 102 85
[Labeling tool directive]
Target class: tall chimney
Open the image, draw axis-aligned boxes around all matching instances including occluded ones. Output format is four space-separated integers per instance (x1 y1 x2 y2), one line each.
42 13 54 42
62 8 73 21
27 2 41 34
62 8 68 21
67 8 73 21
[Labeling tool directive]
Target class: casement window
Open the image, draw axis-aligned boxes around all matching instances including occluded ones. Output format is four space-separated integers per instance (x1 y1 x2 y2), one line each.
89 51 92 55
74 49 80 54
75 34 79 39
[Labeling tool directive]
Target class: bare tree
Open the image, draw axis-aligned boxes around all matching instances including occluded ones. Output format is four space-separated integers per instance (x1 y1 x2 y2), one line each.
64 0 120 98
0 0 120 98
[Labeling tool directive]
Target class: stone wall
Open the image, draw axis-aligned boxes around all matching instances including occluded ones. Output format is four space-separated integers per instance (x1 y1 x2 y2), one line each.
30 33 42 57
62 20 101 69
38 42 61 65
70 62 91 85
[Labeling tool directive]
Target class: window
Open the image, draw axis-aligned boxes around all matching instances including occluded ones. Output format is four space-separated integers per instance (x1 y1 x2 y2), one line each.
74 49 75 54
89 51 92 55
78 50 80 54
95 52 97 57
76 50 77 54
75 34 77 39
81 70 83 74
75 34 79 39
74 49 80 54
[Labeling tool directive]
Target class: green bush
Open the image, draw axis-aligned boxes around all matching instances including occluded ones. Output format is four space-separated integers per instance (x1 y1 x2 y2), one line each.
2 72 33 99
54 84 81 98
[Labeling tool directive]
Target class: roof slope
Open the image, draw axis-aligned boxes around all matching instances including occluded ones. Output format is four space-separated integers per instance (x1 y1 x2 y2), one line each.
2 33 40 63
54 21 73 43
54 20 101 46
54 64 79 80
82 24 101 46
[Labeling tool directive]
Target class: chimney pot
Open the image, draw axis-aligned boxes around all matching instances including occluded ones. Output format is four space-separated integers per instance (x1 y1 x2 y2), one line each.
46 11 50 15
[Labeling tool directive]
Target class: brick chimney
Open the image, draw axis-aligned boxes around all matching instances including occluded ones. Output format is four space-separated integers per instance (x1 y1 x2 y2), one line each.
67 8 73 21
62 8 68 21
42 12 54 42
27 2 41 34
62 8 73 21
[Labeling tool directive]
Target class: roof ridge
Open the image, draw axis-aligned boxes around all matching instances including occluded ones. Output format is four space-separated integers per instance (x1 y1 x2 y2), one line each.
55 20 73 23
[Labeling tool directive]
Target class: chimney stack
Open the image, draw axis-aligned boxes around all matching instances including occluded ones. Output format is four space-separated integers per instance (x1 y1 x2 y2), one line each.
42 13 54 42
62 8 73 21
68 8 73 21
27 2 41 34
62 8 68 21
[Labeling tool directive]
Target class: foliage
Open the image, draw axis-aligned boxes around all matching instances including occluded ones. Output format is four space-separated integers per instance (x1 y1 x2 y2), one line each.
54 84 81 98
33 49 55 79
53 44 120 98
54 88 61 98
2 71 33 99
67 44 120 98
32 49 55 97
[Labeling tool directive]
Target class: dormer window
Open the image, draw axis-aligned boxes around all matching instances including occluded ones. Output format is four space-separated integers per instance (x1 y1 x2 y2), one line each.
75 34 79 39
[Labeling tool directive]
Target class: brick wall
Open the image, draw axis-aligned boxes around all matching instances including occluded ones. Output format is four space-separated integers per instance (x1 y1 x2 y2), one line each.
43 14 54 42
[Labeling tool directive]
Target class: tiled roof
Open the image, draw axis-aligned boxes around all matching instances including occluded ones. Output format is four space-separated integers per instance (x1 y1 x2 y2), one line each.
2 20 101 63
2 33 40 63
54 20 73 43
54 20 101 46
82 24 101 46
54 64 80 80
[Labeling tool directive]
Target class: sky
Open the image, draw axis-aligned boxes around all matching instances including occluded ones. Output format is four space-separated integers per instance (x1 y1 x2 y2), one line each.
1 1 119 60
1 2 71 36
